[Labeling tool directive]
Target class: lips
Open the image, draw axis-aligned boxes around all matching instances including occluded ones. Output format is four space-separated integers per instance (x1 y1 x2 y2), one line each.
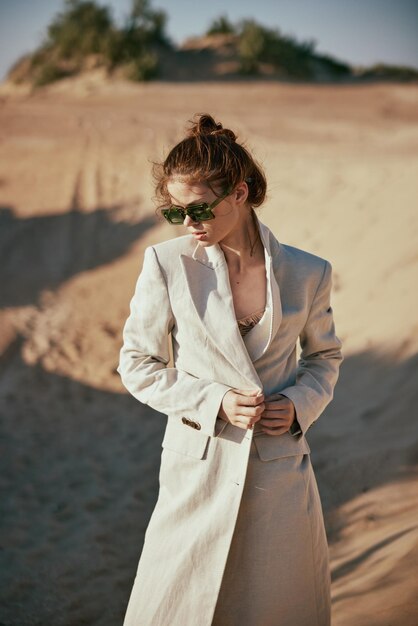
193 231 208 241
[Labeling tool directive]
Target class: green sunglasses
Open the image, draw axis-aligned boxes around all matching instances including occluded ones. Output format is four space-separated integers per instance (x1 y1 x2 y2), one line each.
162 186 233 224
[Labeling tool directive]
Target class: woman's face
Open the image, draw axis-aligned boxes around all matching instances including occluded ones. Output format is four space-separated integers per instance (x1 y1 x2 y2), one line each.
165 179 248 246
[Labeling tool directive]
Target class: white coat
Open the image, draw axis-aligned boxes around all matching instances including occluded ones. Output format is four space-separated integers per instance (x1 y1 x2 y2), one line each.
117 212 343 626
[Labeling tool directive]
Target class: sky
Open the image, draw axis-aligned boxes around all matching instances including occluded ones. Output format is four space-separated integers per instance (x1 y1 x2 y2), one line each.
0 0 417 80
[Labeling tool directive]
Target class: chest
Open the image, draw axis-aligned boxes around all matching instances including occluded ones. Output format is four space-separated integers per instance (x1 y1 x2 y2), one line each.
227 261 267 320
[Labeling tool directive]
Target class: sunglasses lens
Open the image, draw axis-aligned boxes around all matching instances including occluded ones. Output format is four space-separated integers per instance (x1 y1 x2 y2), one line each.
162 203 215 224
188 208 213 221
163 209 184 224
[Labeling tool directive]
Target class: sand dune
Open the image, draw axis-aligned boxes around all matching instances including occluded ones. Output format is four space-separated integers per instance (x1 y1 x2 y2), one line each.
0 79 417 625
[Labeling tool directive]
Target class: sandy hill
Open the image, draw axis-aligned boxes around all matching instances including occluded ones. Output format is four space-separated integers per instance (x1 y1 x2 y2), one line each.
4 30 359 92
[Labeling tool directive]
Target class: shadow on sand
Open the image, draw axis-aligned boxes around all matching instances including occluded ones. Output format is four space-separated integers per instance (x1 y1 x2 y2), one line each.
0 342 417 624
0 204 159 307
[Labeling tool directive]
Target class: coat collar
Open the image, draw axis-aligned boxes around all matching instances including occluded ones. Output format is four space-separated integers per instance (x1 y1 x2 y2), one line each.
179 212 283 388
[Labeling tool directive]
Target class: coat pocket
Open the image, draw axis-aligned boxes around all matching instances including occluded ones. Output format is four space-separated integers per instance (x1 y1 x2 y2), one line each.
253 431 311 461
161 418 210 460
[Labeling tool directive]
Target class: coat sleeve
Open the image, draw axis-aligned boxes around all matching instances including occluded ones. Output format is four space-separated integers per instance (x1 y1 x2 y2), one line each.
117 245 233 438
278 259 343 438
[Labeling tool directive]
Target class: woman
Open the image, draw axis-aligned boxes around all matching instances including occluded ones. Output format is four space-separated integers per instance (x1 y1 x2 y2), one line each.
117 113 343 626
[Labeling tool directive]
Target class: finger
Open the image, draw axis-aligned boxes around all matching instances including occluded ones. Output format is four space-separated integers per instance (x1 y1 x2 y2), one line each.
237 405 265 418
236 394 265 407
264 399 289 409
237 413 261 426
234 417 255 430
259 419 290 428
260 411 289 420
261 426 288 436
261 407 288 416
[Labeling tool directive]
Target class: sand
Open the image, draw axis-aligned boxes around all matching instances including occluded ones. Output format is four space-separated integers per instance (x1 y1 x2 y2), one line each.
0 77 417 625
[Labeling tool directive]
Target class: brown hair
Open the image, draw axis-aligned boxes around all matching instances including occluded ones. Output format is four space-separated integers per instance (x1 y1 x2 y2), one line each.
152 113 267 214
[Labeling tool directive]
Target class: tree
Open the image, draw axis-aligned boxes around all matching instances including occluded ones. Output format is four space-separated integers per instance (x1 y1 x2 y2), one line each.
46 0 113 59
127 0 170 46
206 14 236 36
237 20 265 74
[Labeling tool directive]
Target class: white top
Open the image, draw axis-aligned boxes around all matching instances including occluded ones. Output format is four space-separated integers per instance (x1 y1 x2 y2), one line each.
239 246 273 363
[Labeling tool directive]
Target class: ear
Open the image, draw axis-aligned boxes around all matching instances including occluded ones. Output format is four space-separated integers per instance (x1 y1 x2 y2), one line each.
234 181 249 206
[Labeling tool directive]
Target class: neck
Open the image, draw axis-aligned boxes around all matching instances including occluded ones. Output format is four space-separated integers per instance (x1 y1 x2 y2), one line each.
219 209 263 270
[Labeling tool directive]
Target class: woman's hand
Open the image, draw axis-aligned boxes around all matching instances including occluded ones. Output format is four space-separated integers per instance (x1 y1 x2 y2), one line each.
259 393 296 436
219 389 265 431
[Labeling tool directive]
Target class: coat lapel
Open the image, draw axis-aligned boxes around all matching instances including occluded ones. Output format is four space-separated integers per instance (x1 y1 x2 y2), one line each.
179 213 283 386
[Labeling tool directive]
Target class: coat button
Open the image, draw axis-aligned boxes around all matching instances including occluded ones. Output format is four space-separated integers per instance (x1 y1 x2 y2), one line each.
194 422 201 430
181 417 189 425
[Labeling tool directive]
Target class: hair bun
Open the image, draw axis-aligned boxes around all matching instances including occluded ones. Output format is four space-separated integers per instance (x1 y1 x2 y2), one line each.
188 113 236 142
209 127 236 141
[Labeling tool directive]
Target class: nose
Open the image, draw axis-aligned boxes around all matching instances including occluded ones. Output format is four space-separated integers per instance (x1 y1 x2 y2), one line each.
184 214 198 227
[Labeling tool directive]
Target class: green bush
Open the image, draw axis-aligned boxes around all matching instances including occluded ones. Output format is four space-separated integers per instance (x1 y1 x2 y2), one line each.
128 0 170 46
103 0 170 77
237 20 265 74
33 62 76 87
206 14 236 36
46 0 113 60
262 29 315 78
236 19 317 78
314 53 351 77
9 0 170 86
359 63 418 81
122 51 159 81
